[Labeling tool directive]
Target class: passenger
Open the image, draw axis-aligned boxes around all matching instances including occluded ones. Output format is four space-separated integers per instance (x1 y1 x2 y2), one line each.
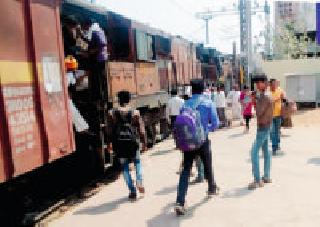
215 86 227 128
269 79 285 156
225 98 233 128
175 79 220 216
240 85 253 133
248 74 273 190
62 15 78 56
211 86 217 104
167 89 185 131
227 85 242 121
82 19 108 101
107 91 147 201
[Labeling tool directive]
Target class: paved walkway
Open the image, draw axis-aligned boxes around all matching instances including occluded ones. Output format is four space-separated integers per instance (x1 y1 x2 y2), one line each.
50 111 320 227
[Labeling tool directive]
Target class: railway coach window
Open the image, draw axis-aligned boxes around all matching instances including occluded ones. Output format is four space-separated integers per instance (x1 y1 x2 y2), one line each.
108 28 130 60
136 30 155 61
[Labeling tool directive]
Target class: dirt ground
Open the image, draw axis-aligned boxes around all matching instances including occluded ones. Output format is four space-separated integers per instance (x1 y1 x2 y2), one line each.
49 109 320 227
292 108 320 127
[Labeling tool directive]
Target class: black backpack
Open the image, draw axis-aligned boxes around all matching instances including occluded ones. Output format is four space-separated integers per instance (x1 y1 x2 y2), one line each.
112 109 139 159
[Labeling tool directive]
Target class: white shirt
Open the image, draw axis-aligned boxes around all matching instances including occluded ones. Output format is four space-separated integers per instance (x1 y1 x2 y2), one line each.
167 96 185 117
228 90 241 104
203 89 212 100
215 91 226 108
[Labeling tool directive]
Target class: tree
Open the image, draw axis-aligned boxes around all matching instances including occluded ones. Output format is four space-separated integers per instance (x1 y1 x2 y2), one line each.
273 22 309 60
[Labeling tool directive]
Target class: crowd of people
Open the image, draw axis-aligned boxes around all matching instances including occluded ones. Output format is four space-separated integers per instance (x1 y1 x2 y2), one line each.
104 74 294 216
60 15 296 218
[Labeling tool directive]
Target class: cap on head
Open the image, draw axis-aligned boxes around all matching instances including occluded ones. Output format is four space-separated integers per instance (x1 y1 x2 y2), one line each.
190 79 204 94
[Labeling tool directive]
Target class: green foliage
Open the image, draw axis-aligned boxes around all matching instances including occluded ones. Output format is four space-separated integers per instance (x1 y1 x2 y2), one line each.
273 22 309 60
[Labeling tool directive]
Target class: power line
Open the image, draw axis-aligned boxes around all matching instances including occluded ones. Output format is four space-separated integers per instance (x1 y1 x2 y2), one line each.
169 0 196 18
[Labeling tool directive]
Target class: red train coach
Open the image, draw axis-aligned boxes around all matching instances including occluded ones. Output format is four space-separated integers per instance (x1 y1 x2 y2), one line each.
0 0 75 183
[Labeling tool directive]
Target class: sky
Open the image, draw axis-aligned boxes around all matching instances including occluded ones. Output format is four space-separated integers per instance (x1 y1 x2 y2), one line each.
94 0 315 54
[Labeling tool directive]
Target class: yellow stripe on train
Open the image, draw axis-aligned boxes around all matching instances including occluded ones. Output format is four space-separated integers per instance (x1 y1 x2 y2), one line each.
0 61 34 84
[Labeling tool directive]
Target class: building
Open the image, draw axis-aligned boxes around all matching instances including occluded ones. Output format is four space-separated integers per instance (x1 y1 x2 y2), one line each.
274 1 319 59
275 1 316 33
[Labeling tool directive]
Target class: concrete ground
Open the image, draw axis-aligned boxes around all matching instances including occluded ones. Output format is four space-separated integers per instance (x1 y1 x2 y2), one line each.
50 110 320 227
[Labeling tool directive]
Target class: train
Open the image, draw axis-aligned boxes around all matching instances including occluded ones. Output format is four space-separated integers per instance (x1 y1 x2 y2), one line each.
0 0 221 185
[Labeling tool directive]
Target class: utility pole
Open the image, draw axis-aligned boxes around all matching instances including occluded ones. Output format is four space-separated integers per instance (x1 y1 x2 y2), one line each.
264 0 271 58
195 1 271 86
196 11 214 45
239 0 252 86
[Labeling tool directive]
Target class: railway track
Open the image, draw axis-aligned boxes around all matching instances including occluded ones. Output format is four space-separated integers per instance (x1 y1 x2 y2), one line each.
0 153 120 227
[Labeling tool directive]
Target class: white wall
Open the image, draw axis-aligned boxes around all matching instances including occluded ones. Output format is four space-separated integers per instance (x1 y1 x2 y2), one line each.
261 59 320 89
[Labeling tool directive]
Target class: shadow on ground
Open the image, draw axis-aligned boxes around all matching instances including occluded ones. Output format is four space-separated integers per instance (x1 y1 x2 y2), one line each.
150 148 176 157
307 157 320 166
74 196 128 215
155 185 177 196
222 186 252 198
228 133 245 139
147 197 210 227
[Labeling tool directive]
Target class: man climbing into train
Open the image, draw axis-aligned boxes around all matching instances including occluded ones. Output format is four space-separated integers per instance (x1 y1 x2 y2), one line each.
82 19 108 102
107 91 147 201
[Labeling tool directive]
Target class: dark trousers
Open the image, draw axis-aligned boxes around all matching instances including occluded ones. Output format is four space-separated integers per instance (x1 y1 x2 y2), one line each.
217 107 226 127
271 116 281 152
244 115 252 129
170 115 177 131
89 61 106 102
176 139 217 206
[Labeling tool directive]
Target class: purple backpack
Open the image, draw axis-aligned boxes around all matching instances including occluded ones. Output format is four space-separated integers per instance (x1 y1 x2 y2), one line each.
174 105 206 152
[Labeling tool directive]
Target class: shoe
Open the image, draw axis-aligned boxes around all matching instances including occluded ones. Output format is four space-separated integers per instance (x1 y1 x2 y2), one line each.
137 186 145 194
208 186 220 198
248 181 264 190
175 203 186 216
128 192 137 201
262 177 272 184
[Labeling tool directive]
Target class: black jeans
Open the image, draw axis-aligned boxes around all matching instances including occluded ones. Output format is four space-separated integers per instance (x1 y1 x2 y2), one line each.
244 115 252 130
170 115 177 131
89 61 106 102
176 138 217 206
217 107 226 127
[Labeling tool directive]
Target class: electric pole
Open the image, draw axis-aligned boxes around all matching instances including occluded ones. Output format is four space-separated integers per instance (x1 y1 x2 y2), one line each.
239 0 252 86
196 11 213 45
264 0 271 58
195 0 271 86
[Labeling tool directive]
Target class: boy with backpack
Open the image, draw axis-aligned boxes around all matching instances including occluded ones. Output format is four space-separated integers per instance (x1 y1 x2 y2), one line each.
107 91 147 201
174 79 220 216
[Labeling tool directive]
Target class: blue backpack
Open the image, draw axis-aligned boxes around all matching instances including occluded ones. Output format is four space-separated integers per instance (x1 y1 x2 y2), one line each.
174 101 206 152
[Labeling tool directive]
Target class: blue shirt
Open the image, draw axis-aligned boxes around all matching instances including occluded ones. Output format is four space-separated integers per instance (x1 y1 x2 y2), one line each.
184 94 220 136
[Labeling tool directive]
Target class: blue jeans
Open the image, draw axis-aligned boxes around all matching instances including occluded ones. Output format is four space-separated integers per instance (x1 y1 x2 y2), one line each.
251 128 271 182
177 139 217 206
120 151 143 193
270 116 281 152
